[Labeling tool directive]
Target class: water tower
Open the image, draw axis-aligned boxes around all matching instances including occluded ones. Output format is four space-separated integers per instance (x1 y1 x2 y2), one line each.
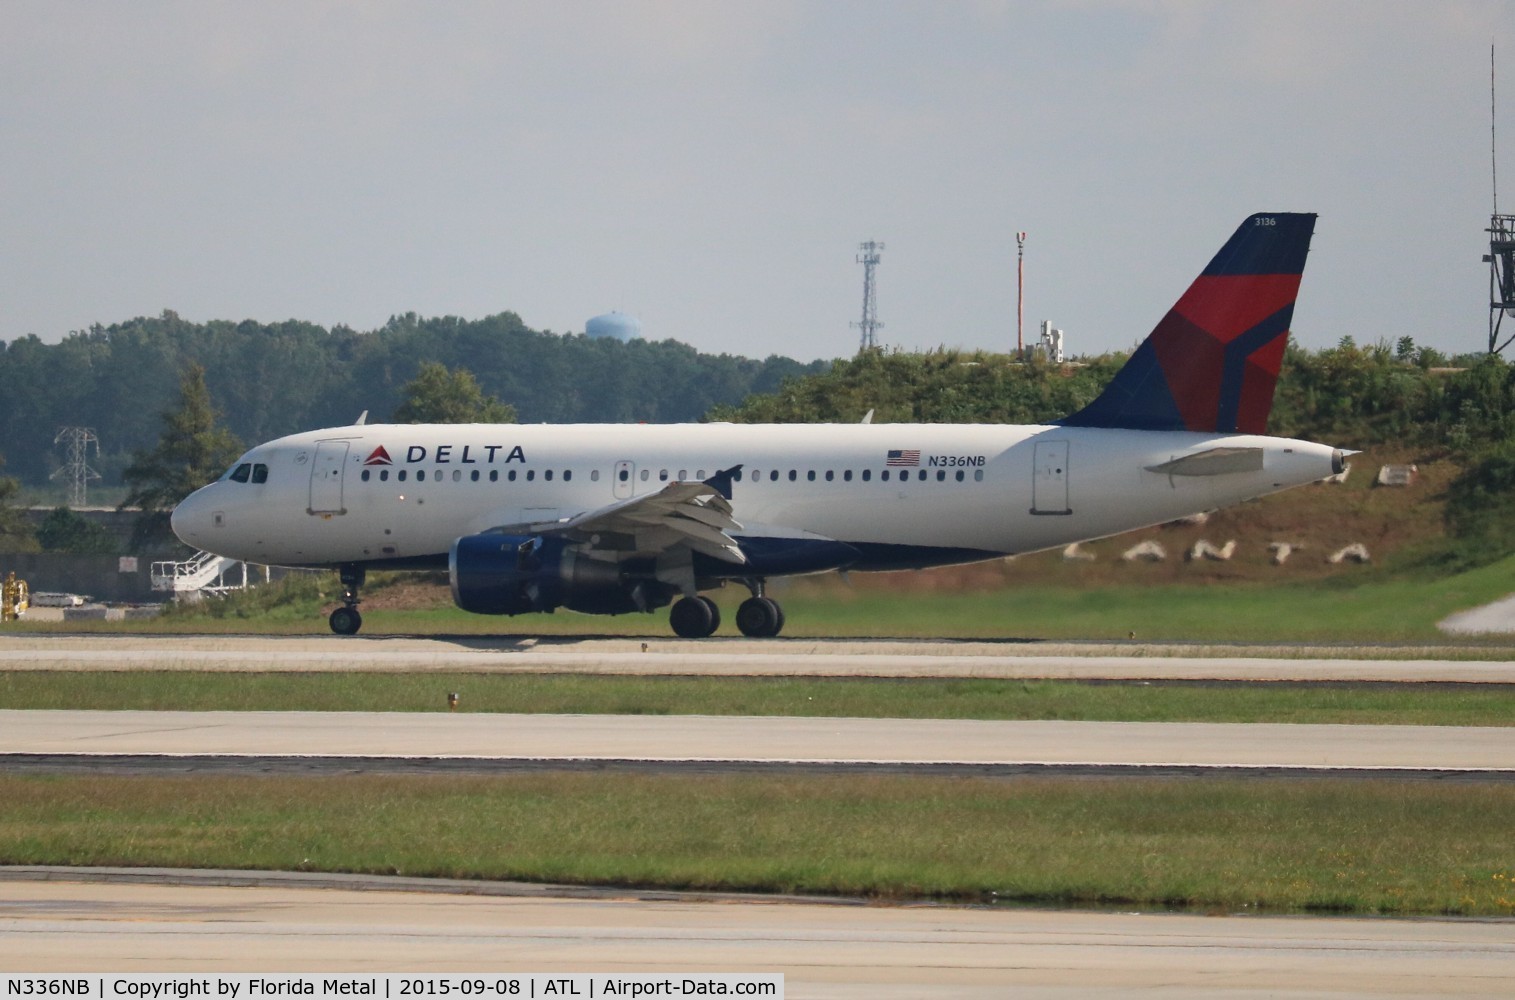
585 311 643 342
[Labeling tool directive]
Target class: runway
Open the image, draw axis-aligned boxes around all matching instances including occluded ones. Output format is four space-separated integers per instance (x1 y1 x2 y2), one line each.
5 634 1515 995
2 872 1513 997
3 710 1514 776
3 633 1515 682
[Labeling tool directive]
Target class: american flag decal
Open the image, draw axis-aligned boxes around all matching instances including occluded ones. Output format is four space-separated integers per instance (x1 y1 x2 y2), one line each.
886 449 920 467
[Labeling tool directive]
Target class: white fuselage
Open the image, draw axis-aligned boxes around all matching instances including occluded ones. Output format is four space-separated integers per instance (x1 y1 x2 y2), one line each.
171 421 1342 572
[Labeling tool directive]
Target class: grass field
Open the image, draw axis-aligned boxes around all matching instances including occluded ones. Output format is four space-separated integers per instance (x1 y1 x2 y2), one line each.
4 772 1514 916
5 670 1515 725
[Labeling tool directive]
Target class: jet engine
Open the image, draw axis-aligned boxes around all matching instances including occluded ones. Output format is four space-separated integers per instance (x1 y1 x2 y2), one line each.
449 533 666 616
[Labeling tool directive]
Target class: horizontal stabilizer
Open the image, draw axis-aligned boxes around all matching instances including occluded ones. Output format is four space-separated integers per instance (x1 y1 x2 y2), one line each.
1145 447 1264 477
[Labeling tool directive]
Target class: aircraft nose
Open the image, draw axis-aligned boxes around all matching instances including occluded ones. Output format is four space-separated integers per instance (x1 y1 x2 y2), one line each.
170 487 209 546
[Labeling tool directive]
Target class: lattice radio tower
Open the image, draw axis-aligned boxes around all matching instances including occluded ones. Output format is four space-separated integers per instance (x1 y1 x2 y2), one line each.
852 240 885 351
1489 45 1515 354
51 427 102 507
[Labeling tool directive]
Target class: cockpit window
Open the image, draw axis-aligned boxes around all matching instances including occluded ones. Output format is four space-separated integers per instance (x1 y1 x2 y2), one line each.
228 464 251 483
251 463 268 484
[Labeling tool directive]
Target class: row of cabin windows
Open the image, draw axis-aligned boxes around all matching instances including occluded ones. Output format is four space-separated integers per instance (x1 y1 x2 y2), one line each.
357 466 986 485
360 468 573 483
623 467 985 484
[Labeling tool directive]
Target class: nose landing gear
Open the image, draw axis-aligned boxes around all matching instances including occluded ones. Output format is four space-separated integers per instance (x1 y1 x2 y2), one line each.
329 564 365 635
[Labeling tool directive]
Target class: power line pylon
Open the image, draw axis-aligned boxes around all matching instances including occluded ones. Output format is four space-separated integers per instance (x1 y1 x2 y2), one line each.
51 427 102 507
852 240 885 351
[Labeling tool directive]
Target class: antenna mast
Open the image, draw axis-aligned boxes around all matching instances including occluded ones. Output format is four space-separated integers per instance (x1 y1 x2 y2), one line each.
853 240 885 351
1488 44 1515 354
1016 232 1027 357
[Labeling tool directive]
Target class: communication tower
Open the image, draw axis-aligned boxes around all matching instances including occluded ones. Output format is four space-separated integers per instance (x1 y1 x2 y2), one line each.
50 427 101 507
1016 232 1027 357
852 240 885 351
1487 45 1515 355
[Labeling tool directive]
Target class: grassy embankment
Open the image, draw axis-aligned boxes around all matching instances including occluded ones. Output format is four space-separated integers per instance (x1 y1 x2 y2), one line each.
4 772 1515 916
11 549 1515 644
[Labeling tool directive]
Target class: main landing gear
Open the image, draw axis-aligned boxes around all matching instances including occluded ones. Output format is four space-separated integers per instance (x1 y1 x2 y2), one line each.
667 581 785 639
329 564 364 635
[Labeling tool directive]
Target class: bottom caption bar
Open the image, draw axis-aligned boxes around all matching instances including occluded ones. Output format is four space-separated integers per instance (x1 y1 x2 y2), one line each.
3 977 783 1000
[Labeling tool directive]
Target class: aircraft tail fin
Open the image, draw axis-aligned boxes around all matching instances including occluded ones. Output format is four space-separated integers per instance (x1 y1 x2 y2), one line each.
1061 212 1317 434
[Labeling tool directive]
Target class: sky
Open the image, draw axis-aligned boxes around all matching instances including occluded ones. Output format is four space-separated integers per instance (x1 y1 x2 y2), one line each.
2 1 1512 363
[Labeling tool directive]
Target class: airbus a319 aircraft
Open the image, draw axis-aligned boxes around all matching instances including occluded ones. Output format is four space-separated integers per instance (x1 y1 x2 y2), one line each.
172 213 1347 638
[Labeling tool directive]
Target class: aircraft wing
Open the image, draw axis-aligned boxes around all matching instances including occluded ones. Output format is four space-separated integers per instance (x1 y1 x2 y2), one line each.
494 479 748 564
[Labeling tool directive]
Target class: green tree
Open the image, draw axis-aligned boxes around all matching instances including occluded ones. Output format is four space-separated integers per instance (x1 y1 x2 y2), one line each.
392 362 517 423
120 364 242 550
37 506 118 554
0 454 38 553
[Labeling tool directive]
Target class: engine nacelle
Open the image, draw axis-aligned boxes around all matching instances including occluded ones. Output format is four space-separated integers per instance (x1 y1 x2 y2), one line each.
449 533 660 616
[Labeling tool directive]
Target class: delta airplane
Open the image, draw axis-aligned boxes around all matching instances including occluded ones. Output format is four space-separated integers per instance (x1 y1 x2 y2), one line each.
171 213 1348 638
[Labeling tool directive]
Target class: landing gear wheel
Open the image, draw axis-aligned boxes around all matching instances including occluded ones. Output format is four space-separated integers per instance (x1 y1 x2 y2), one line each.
669 595 720 638
698 595 721 633
331 564 365 636
329 605 363 635
736 596 785 637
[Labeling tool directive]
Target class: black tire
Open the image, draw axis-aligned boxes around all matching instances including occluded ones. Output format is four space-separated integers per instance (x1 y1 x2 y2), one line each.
669 595 718 638
762 597 785 636
736 596 784 638
698 595 722 634
329 606 362 635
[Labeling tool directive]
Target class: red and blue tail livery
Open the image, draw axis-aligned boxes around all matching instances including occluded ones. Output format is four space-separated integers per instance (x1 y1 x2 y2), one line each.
1063 213 1316 435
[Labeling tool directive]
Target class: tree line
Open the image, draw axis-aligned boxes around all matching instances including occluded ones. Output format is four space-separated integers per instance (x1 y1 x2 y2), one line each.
0 310 824 488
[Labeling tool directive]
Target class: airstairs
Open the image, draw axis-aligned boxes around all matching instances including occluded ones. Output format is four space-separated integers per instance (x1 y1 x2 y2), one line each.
150 550 256 596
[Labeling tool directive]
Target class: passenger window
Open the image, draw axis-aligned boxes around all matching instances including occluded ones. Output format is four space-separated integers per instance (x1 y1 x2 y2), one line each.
251 464 268 484
564 470 572 482
527 470 536 482
380 470 389 482
471 470 480 482
591 470 600 482
659 469 669 481
824 470 834 482
417 470 426 482
733 469 743 482
398 470 408 482
545 470 553 481
361 470 371 482
955 470 964 482
881 470 890 482
974 469 984 482
640 469 649 481
618 469 628 482
229 464 251 483
788 470 797 482
678 469 687 480
862 469 871 482
844 470 852 481
918 470 927 481
769 470 778 482
936 470 946 482
508 470 517 482
490 470 498 482
697 470 706 479
807 470 816 482
453 470 462 482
